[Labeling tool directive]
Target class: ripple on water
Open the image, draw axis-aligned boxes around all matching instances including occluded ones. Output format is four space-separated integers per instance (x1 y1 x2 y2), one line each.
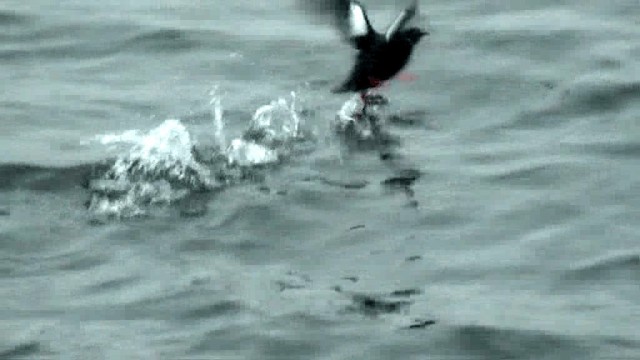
0 10 33 26
0 340 41 359
495 200 583 230
483 160 589 188
570 140 640 160
82 275 142 296
562 251 640 282
505 76 640 130
448 325 593 359
419 207 470 228
123 28 206 53
0 163 104 192
180 300 246 321
548 250 640 307
53 249 110 272
557 77 640 114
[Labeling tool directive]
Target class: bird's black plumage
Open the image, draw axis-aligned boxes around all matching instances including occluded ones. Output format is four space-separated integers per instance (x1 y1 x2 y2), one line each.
298 0 428 94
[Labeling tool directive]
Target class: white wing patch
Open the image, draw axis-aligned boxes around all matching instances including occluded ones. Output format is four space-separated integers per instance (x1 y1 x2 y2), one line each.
385 13 406 41
385 0 418 41
348 2 369 37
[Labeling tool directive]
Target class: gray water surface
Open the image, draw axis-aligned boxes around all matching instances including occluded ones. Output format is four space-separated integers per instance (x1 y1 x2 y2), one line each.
1 0 639 359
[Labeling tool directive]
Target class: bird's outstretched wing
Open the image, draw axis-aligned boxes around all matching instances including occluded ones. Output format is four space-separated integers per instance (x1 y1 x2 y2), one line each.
344 1 375 47
384 0 418 41
297 0 376 49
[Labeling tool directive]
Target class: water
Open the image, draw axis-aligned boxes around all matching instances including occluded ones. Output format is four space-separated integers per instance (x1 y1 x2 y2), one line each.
1 0 639 358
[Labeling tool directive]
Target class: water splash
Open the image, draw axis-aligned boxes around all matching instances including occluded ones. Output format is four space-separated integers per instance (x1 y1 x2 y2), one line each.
225 138 278 167
334 93 389 139
106 119 211 189
87 119 213 218
93 129 143 145
225 91 305 166
210 86 226 150
246 91 302 146
86 89 312 218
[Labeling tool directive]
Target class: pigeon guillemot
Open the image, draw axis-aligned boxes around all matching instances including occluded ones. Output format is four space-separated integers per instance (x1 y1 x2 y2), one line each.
331 0 428 99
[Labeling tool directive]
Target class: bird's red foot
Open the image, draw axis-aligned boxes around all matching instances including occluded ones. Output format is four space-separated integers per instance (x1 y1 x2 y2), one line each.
367 77 390 89
368 77 382 88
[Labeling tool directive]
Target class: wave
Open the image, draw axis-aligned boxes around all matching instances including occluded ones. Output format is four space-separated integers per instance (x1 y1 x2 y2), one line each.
122 28 214 54
569 140 640 160
0 10 32 26
562 250 640 282
556 76 640 115
482 160 587 187
0 22 225 62
0 340 40 360
503 75 640 130
0 162 110 192
180 300 246 321
0 20 131 61
448 324 593 359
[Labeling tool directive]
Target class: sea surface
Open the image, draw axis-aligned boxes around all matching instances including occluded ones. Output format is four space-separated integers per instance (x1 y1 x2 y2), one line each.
1 0 639 359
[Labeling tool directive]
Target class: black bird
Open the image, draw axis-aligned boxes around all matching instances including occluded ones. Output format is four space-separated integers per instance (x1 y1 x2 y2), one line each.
299 0 428 103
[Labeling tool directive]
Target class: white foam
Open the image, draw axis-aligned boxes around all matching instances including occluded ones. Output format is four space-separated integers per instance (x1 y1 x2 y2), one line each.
87 89 310 218
109 119 210 185
94 129 142 145
87 119 213 218
250 92 301 142
334 94 389 139
82 129 143 149
210 86 226 149
226 138 278 167
336 94 365 124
